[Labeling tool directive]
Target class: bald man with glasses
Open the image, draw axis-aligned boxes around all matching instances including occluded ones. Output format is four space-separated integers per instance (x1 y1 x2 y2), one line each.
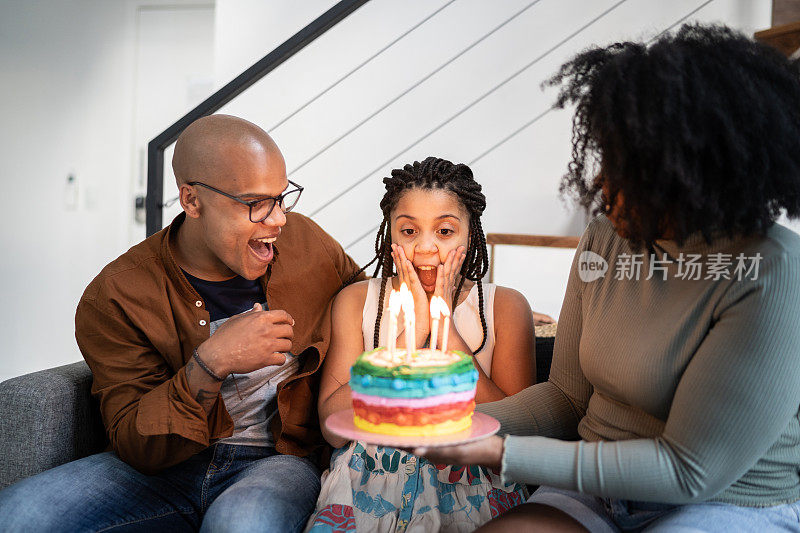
0 115 364 532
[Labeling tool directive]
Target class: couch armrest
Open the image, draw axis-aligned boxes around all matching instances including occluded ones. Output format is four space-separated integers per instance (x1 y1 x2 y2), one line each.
535 334 555 384
0 361 107 489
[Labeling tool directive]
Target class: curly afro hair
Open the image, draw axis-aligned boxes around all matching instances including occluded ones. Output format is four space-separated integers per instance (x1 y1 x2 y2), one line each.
546 23 800 248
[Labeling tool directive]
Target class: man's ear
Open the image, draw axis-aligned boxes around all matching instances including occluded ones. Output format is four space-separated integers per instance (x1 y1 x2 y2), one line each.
180 184 201 218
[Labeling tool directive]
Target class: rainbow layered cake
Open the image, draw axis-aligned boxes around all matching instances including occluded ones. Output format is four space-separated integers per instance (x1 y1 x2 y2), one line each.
350 348 479 436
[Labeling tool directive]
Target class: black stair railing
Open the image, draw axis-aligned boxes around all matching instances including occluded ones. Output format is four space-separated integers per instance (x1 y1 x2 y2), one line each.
146 0 369 236
339 0 716 251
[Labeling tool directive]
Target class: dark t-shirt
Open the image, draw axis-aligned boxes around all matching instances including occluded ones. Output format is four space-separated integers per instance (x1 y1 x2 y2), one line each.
182 270 295 448
182 270 267 322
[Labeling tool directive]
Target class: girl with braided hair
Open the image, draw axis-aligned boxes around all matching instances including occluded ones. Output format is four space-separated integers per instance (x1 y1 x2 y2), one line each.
304 157 536 532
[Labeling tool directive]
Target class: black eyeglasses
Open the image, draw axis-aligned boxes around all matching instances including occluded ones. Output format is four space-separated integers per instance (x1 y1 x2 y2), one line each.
187 180 303 223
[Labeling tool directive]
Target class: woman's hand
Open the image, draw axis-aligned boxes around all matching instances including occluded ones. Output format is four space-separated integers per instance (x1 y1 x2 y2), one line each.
413 435 505 471
434 246 466 311
391 244 430 347
532 311 556 325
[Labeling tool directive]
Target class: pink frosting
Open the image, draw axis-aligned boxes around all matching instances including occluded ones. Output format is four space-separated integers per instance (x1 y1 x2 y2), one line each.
352 390 475 408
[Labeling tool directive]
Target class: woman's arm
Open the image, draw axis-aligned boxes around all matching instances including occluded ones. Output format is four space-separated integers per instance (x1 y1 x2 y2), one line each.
499 254 800 503
430 254 800 504
475 226 595 439
318 282 368 448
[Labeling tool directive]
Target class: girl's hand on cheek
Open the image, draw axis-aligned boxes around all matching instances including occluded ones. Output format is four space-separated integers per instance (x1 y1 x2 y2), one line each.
390 244 406 286
435 246 466 310
391 244 430 345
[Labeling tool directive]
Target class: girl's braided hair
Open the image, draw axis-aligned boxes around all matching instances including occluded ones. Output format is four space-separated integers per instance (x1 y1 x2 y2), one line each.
345 157 490 352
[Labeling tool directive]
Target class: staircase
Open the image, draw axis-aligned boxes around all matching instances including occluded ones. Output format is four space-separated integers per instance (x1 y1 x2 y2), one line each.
147 0 775 318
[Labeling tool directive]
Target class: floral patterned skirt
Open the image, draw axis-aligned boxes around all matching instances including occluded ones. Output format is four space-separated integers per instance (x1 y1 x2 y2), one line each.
304 441 527 533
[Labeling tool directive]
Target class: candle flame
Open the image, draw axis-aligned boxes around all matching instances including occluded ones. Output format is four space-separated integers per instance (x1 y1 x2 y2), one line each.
429 296 440 318
430 295 450 318
388 289 402 316
398 282 416 361
399 282 414 316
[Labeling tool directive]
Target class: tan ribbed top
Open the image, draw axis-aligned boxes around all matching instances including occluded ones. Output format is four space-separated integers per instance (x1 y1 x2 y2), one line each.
478 216 800 506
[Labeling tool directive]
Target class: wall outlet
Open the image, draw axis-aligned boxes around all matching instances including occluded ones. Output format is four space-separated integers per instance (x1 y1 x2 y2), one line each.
135 195 146 224
64 173 79 211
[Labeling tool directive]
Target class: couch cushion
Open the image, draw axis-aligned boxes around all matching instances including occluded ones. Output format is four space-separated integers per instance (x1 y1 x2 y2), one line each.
0 361 106 489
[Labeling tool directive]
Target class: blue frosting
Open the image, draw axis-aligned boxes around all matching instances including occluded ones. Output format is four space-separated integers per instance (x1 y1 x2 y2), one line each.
350 369 479 399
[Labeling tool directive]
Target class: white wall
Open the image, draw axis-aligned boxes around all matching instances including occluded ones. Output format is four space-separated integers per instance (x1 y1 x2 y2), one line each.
0 0 214 382
131 4 215 242
0 0 135 382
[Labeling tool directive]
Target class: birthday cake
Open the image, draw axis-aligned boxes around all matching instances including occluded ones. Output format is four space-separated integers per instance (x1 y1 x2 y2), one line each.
350 348 479 436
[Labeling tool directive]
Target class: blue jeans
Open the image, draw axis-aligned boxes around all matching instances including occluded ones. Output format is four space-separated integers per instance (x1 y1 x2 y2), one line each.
529 485 800 532
0 444 320 532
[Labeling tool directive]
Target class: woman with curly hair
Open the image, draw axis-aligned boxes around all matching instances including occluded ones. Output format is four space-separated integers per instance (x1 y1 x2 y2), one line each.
416 24 800 532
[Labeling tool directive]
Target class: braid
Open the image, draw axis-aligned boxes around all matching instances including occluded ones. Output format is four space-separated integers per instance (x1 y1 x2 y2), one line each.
475 280 488 354
371 219 391 278
341 220 386 288
373 276 389 349
452 217 490 354
473 224 489 353
371 219 393 348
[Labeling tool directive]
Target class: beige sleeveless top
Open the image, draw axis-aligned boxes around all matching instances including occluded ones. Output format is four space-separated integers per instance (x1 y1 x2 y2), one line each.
361 277 497 376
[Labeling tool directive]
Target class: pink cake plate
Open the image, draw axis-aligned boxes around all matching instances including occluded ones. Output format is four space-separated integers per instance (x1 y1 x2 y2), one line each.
325 409 500 448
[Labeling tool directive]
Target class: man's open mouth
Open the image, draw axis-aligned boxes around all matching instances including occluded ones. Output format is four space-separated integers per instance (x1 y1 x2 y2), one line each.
249 237 276 263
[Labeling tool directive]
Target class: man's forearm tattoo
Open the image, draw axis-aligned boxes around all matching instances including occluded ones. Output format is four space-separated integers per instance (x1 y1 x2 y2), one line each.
185 358 219 412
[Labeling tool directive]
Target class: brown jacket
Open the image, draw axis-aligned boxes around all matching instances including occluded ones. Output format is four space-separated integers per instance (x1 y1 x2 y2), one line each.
75 212 363 474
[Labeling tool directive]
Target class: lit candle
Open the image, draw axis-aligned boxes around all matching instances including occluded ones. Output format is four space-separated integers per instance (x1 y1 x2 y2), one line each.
387 290 402 359
399 283 415 363
429 296 446 351
440 301 452 353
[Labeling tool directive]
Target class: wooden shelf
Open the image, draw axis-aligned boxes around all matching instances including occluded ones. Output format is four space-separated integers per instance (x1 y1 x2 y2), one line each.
486 233 580 282
755 20 800 57
486 233 580 248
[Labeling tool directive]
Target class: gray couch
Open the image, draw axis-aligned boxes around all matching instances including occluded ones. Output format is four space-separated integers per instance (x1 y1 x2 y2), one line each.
0 361 107 490
0 334 555 491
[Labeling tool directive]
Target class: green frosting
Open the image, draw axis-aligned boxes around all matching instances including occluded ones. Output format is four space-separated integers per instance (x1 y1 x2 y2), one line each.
351 349 475 380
